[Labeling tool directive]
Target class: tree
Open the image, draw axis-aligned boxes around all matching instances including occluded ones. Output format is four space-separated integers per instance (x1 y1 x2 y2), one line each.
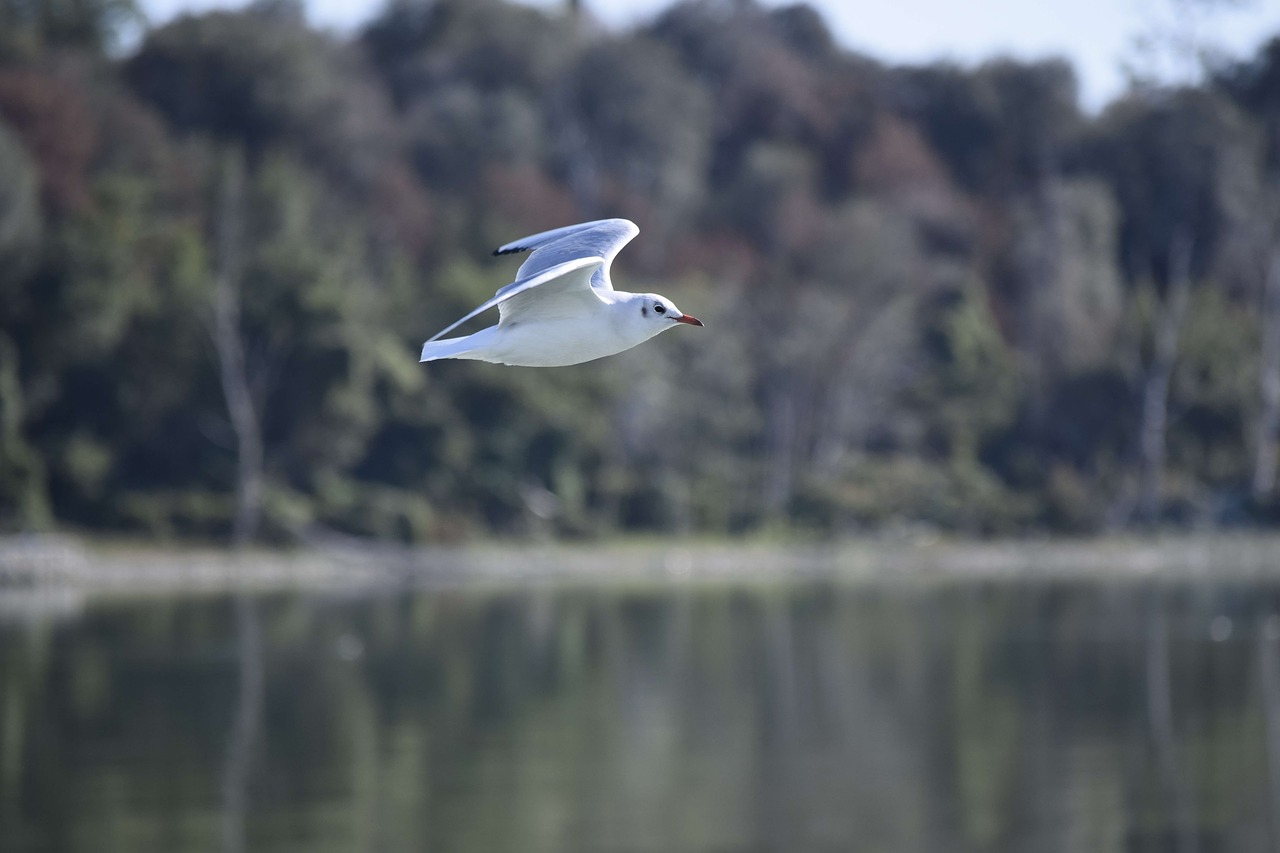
1082 89 1256 523
0 0 141 58
0 116 47 529
126 2 399 193
211 149 262 545
1214 38 1280 499
549 36 711 225
894 59 1082 200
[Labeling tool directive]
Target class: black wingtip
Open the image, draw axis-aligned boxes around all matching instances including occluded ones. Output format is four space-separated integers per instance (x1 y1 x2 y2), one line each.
494 246 529 256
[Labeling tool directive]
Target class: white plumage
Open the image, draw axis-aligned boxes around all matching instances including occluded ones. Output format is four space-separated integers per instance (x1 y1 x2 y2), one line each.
419 219 703 368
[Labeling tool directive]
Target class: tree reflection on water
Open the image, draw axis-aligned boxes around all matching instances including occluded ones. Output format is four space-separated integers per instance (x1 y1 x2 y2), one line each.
2 575 1280 852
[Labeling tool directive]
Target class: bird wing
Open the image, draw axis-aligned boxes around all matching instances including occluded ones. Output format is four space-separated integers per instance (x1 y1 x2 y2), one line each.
493 218 639 291
425 256 606 344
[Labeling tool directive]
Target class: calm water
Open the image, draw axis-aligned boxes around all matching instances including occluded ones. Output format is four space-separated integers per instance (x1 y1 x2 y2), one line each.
3 571 1280 852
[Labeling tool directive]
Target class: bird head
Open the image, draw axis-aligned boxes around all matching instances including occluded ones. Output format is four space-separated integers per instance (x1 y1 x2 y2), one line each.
629 293 704 338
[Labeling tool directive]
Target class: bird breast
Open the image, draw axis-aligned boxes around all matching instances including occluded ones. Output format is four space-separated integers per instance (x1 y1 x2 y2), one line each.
489 314 644 367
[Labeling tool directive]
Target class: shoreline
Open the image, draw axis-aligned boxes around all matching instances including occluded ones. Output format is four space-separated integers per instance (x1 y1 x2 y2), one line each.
4 532 1280 601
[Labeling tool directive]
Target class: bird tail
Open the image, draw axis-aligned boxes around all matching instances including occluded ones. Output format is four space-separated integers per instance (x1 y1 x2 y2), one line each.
420 336 483 363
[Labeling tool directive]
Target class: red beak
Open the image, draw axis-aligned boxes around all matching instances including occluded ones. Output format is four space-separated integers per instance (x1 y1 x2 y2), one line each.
675 314 704 327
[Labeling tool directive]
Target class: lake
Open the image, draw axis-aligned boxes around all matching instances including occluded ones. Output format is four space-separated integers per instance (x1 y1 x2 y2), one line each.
3 562 1280 852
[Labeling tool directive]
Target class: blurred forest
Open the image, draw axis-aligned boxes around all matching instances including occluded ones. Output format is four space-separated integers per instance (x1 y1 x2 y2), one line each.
2 0 1280 543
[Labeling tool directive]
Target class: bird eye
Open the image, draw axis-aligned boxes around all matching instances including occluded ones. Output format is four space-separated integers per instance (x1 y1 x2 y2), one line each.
654 304 666 314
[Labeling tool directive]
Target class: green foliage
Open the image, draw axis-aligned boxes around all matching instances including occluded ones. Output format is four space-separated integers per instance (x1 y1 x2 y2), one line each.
911 279 1022 461
0 117 40 268
1082 88 1257 284
3 0 1278 541
897 58 1081 197
0 0 141 58
791 453 1029 534
125 3 397 191
1168 287 1256 488
0 334 51 529
552 36 711 213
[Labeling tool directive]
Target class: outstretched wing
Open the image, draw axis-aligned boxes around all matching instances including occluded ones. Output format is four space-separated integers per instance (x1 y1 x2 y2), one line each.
425 257 605 344
494 218 639 291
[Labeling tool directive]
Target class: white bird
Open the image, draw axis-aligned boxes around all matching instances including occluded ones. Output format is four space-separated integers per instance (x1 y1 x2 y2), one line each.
419 219 703 367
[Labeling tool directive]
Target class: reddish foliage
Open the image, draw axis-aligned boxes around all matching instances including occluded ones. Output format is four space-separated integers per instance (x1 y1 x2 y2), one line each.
481 164 578 236
772 188 826 257
854 113 948 194
372 159 433 257
0 70 97 213
670 229 762 286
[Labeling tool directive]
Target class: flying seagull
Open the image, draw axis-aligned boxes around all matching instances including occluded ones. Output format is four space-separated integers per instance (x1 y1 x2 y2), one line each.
419 219 703 367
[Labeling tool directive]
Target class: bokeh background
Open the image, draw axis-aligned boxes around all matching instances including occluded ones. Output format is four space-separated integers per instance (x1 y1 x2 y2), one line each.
4 0 1280 544
7 2 1280 852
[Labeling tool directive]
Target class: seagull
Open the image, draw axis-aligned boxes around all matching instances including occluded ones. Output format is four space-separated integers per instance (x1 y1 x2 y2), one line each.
419 219 703 367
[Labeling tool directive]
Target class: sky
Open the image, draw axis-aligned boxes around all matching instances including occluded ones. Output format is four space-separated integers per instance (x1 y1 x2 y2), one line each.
137 0 1280 111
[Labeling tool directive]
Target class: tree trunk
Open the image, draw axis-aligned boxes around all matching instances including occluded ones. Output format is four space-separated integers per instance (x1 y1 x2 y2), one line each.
1137 228 1193 525
0 334 51 529
212 150 263 546
762 379 797 517
1253 249 1280 498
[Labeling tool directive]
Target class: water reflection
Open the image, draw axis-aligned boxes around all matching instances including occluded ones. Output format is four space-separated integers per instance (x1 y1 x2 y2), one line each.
3 575 1280 852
